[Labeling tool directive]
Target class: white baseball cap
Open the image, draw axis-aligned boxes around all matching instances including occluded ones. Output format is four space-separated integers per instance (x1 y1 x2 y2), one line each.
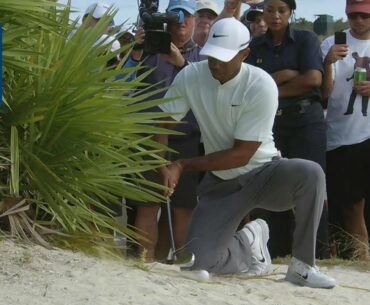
195 0 220 16
117 24 134 37
84 2 110 19
94 34 121 53
200 17 250 62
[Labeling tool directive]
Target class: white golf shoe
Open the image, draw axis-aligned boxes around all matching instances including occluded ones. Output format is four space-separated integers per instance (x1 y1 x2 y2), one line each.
241 218 272 276
285 257 336 289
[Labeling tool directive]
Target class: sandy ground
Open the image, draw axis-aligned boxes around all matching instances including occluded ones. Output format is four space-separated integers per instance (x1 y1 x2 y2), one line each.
0 239 369 305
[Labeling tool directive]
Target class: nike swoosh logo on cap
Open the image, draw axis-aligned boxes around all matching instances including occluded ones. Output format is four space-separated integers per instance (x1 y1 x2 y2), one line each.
212 33 228 38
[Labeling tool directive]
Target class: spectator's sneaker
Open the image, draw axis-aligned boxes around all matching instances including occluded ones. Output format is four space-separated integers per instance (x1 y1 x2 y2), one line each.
241 219 272 276
285 257 336 289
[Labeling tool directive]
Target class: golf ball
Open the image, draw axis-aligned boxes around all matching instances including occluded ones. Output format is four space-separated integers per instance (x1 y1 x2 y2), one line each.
193 269 210 281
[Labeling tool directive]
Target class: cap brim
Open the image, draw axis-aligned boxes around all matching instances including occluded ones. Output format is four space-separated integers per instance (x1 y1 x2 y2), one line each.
346 5 370 14
200 43 238 62
195 5 219 16
168 5 195 15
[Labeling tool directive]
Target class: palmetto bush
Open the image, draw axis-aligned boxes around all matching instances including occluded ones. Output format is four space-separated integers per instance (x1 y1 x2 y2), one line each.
0 0 175 255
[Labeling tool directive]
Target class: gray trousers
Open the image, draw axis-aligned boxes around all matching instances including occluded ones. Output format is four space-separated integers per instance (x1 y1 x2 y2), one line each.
185 158 325 274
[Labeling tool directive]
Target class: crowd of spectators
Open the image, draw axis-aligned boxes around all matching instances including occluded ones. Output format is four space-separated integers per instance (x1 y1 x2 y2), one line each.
81 0 370 281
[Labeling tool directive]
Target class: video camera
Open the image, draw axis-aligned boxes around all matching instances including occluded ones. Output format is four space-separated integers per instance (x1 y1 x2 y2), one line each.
139 0 184 54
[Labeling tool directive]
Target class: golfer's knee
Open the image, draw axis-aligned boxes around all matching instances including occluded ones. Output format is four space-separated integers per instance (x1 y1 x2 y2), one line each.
293 159 325 186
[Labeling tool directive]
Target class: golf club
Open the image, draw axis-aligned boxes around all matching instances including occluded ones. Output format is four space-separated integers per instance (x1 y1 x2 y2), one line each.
166 197 177 263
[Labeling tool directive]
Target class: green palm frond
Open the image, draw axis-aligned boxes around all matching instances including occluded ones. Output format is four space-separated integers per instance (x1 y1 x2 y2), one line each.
1 0 71 106
0 0 179 255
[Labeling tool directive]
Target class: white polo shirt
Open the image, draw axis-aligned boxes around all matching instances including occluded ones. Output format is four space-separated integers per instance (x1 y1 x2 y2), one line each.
160 60 279 180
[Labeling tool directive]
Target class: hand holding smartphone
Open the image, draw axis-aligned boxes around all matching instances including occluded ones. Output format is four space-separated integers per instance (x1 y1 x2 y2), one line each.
334 31 347 45
334 31 347 58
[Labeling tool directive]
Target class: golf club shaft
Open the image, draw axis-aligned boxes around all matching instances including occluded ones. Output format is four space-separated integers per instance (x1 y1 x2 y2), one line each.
166 197 177 261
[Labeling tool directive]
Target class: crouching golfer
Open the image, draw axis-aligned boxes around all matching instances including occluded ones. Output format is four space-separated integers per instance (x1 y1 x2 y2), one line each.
156 17 335 289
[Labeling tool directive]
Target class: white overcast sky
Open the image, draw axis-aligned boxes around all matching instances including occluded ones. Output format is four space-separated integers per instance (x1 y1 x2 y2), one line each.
59 0 348 26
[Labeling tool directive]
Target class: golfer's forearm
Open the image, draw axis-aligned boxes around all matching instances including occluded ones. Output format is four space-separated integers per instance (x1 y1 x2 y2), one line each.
153 134 169 158
177 148 254 172
153 121 176 158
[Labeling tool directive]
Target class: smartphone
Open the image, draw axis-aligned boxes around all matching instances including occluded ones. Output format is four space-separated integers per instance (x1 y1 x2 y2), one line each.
334 31 347 44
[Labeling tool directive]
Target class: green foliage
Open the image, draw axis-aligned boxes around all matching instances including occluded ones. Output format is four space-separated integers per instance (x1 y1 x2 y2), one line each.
134 248 151 271
292 16 349 41
333 18 349 32
0 0 175 255
292 17 313 31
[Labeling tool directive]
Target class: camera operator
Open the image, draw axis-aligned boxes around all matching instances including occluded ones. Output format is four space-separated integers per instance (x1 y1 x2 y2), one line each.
127 0 205 261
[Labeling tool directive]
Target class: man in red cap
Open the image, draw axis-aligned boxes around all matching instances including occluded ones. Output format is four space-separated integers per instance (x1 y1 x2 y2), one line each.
321 0 370 261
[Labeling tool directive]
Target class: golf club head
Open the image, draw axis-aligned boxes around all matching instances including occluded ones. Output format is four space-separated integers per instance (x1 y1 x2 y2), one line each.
177 252 195 270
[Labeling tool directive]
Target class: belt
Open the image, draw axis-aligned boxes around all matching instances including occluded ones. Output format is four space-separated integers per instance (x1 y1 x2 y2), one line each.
276 99 316 116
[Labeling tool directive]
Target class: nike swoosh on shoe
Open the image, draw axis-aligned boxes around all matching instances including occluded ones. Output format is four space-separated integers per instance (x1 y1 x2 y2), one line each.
257 242 266 263
296 272 308 280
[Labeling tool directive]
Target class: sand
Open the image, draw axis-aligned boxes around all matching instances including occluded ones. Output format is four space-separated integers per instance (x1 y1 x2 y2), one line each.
0 239 369 305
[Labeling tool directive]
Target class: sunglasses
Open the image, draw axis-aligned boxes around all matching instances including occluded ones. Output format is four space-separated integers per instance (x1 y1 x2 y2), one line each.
347 12 370 20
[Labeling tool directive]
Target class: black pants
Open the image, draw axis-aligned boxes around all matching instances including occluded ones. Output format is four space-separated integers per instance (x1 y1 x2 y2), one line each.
326 139 370 258
256 102 330 259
